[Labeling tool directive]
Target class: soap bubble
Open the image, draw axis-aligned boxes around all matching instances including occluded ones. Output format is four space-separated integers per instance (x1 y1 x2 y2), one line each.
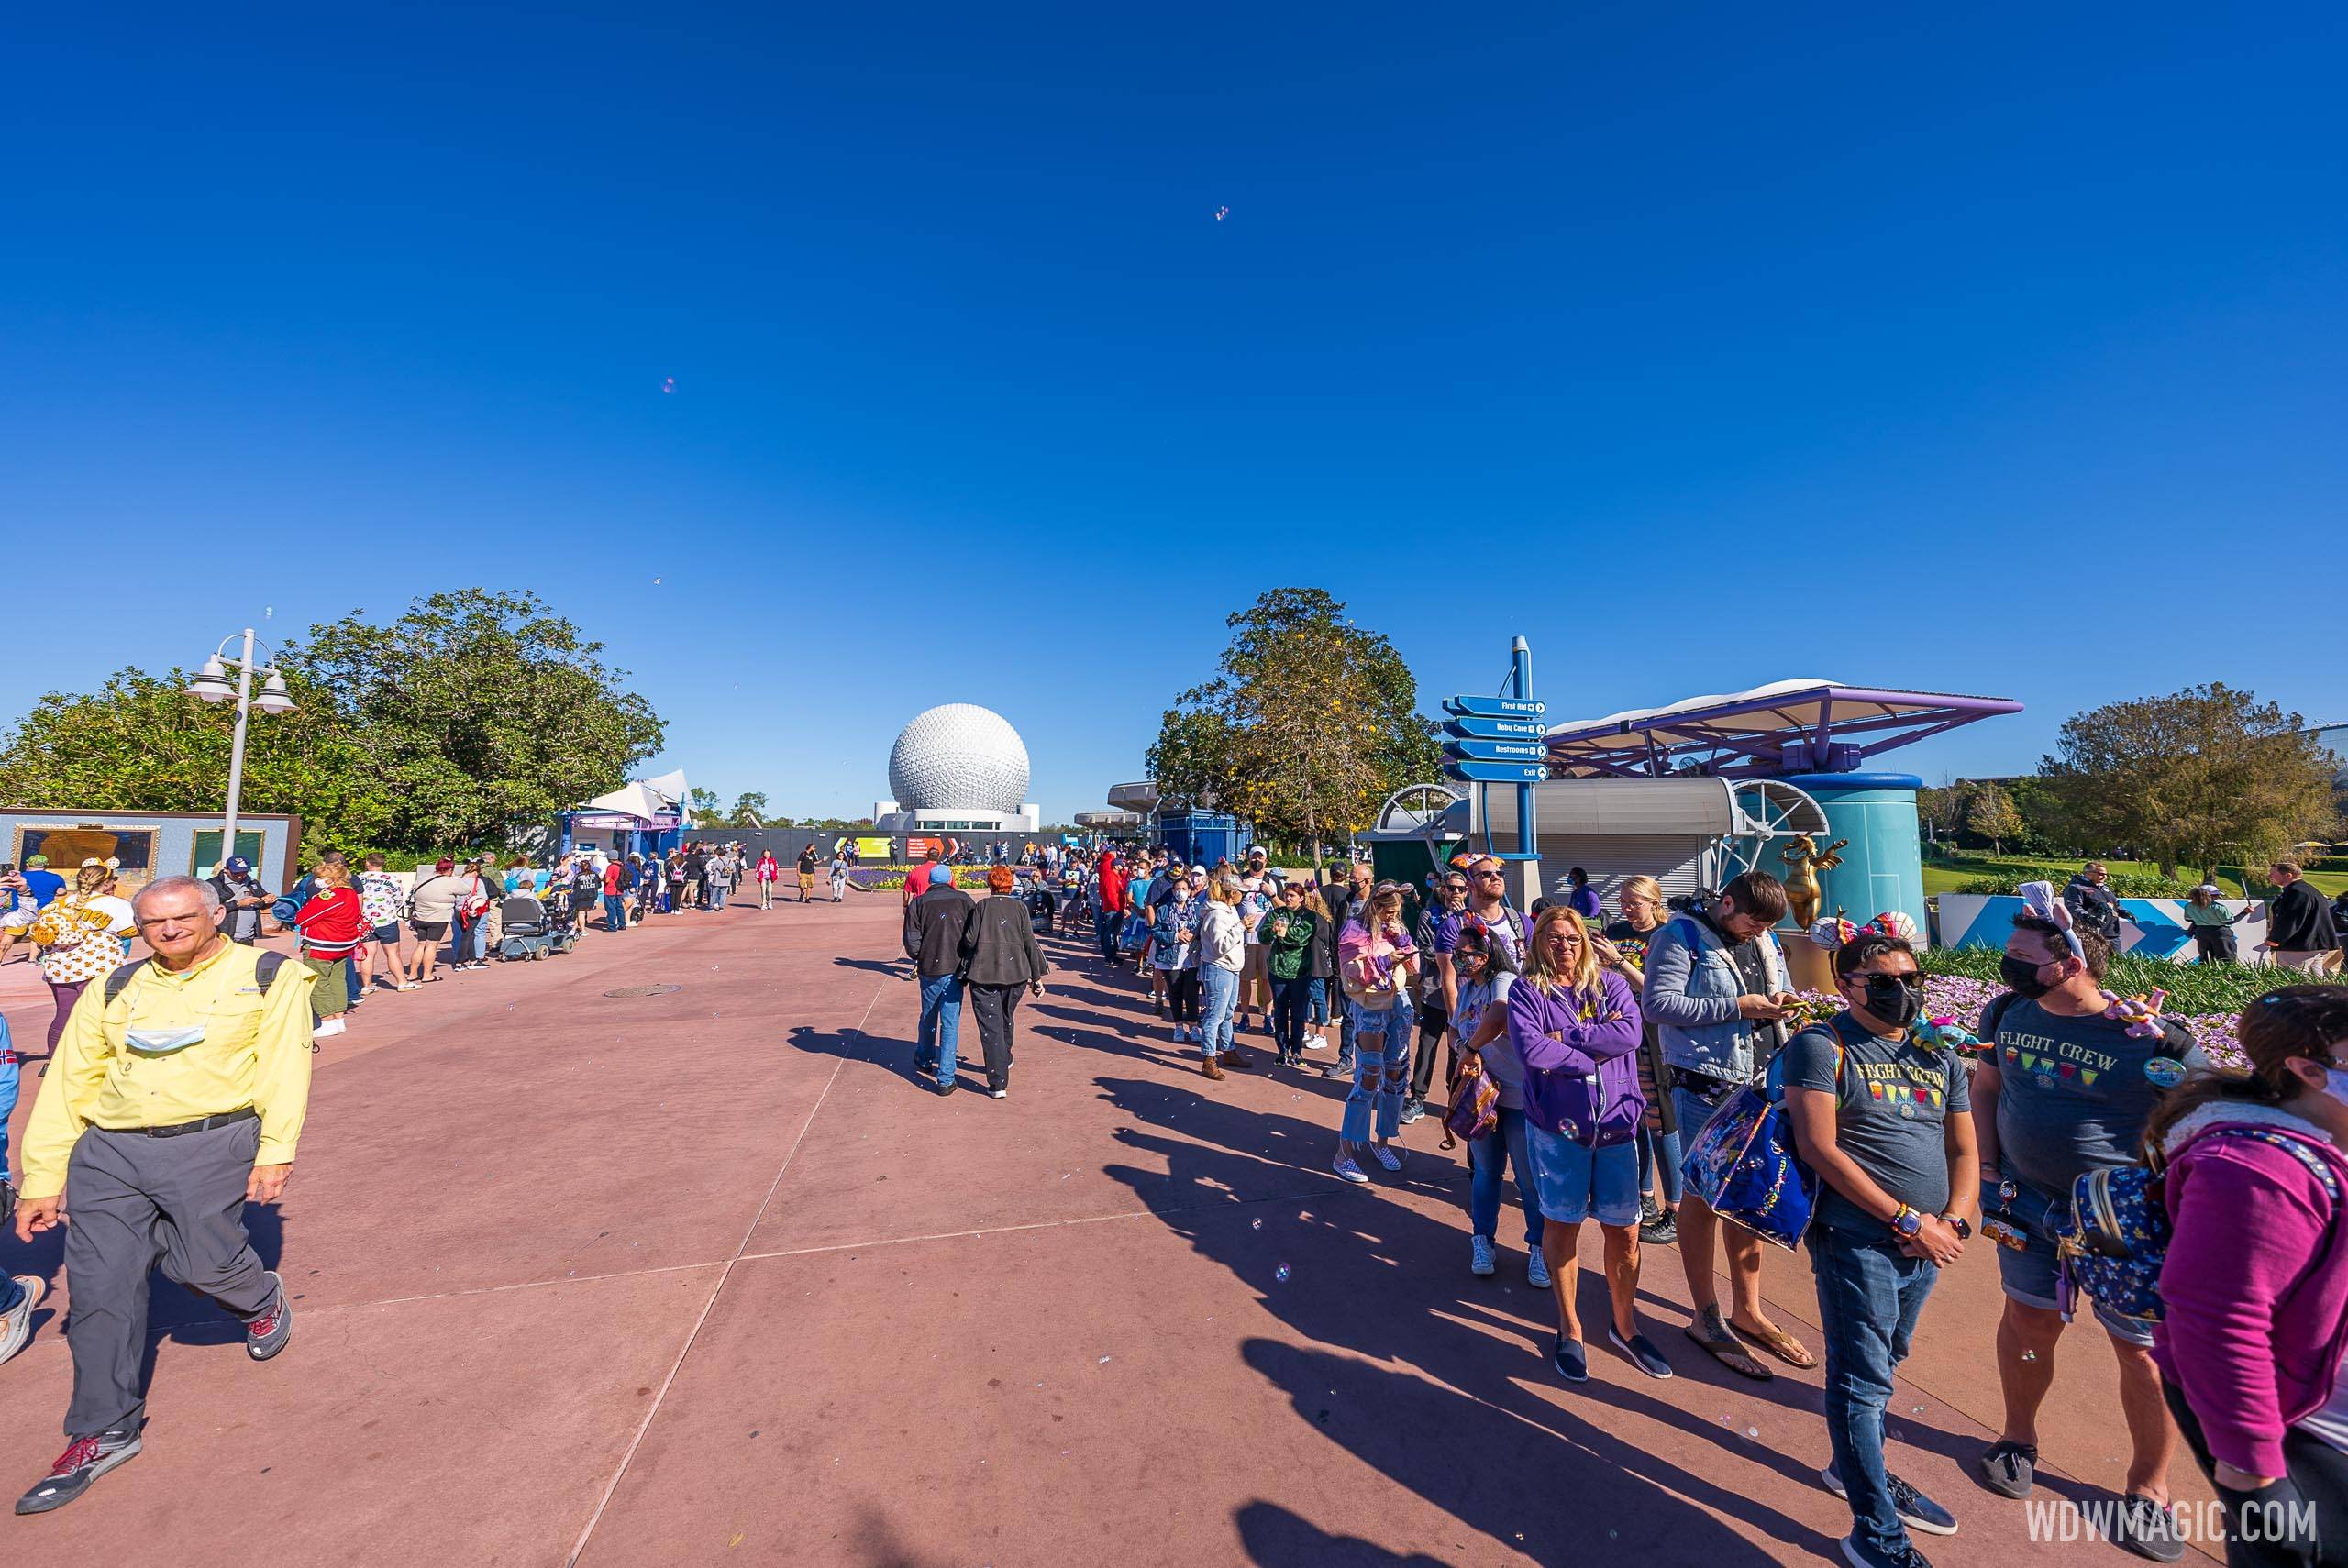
1251 1219 1262 1230
1274 1264 1290 1283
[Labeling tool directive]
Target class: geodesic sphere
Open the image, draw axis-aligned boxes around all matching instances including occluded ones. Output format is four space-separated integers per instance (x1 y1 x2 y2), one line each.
887 704 1030 813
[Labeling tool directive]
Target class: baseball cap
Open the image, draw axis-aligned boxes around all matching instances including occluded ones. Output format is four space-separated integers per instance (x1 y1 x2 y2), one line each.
24 854 46 867
225 855 252 873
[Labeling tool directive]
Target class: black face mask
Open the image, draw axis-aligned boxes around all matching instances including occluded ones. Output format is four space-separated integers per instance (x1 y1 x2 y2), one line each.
1861 973 1927 1029
1999 955 2054 998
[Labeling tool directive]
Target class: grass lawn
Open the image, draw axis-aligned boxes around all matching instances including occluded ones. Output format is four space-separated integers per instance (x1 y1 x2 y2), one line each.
1921 853 2347 900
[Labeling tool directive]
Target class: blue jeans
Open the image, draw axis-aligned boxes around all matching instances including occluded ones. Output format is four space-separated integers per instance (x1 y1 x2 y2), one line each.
1307 977 1329 1025
1341 1003 1411 1143
1094 909 1121 961
709 881 728 910
917 973 965 1084
1636 1124 1684 1207
1269 976 1313 1056
1807 1222 1941 1559
1468 1105 1544 1248
602 892 627 930
1199 964 1239 1060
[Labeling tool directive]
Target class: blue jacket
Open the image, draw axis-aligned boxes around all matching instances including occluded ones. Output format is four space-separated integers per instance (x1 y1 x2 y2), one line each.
1640 912 1788 1084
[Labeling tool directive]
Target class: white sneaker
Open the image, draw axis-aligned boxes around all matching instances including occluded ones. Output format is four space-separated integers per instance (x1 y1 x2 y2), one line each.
1527 1249 1553 1288
1333 1155 1369 1185
1303 1033 1328 1050
1470 1235 1496 1275
312 1018 346 1039
1371 1144 1402 1172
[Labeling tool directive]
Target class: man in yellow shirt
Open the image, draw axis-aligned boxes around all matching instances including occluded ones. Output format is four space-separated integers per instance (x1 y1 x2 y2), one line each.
11 875 315 1515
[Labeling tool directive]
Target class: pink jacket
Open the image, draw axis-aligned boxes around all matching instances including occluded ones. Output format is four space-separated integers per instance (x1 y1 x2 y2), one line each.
2154 1103 2348 1478
1337 916 1416 1005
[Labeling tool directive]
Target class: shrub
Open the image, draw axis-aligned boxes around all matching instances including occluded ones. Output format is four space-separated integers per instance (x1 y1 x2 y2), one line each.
1916 944 2295 1016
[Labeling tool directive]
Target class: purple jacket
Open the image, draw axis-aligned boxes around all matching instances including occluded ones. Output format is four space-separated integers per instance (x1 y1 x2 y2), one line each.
2154 1103 2348 1478
1505 968 1645 1145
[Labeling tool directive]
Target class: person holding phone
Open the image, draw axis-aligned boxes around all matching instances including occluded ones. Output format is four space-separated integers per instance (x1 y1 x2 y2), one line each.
1641 871 1812 1380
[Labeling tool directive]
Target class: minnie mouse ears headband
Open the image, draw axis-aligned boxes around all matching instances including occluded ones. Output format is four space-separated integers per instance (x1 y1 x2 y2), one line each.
1808 910 1921 952
2016 880 2086 960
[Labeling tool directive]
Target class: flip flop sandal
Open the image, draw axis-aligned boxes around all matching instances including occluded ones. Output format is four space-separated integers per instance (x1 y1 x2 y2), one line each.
1682 1321 1773 1380
1731 1320 1818 1369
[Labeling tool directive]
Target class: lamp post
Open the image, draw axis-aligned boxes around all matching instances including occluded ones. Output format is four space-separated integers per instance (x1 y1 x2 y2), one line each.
185 627 296 873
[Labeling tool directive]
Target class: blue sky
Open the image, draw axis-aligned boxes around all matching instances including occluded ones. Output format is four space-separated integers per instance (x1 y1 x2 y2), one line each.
6 4 2342 823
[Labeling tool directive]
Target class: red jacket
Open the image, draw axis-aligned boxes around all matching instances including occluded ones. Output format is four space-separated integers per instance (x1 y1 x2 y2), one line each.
294 887 366 959
1097 863 1127 914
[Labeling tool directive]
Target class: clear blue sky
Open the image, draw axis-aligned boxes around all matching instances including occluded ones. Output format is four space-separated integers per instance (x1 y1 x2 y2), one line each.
6 5 2342 823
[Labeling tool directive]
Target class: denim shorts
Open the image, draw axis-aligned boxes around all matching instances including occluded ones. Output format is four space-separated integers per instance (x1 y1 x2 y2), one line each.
1988 1173 2155 1347
1524 1122 1643 1227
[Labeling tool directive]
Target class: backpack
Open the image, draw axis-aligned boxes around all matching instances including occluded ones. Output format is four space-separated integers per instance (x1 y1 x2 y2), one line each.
2057 1124 2342 1324
107 948 287 1005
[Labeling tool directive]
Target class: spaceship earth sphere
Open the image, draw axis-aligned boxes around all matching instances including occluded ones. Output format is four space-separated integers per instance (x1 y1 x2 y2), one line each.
887 704 1030 813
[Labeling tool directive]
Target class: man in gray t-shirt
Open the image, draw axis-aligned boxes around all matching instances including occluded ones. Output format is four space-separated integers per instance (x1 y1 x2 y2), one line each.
1780 928 1977 1565
1785 1009 1973 1235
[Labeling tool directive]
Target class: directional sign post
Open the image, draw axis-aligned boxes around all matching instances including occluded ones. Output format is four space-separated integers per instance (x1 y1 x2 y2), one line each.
1439 636 1544 867
1446 761 1551 784
1444 715 1548 741
1445 738 1548 763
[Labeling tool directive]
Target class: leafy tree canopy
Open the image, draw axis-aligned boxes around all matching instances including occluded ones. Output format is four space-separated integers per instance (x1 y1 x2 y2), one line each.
0 589 664 857
2038 682 2338 876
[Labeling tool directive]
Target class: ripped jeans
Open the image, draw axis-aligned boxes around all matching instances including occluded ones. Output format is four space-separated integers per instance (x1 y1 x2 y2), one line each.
1340 999 1412 1144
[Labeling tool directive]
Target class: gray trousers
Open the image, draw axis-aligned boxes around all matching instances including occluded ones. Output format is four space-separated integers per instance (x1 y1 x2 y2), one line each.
63 1118 274 1436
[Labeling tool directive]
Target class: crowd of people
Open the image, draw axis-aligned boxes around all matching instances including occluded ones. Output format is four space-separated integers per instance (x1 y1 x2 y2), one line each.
996 842 2348 1568
6 829 2347 1559
0 829 869 1514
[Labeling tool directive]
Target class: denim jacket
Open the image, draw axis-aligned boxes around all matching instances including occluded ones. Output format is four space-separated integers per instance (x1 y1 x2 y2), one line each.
1640 913 1787 1084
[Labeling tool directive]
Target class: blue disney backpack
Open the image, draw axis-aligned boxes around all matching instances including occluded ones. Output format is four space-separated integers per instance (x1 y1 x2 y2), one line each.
2057 1125 2342 1323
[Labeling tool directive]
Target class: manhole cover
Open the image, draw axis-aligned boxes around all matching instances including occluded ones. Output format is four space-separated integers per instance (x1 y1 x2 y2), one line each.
603 984 684 998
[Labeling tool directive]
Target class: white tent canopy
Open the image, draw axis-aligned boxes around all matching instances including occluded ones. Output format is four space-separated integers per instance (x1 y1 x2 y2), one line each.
1472 777 1825 839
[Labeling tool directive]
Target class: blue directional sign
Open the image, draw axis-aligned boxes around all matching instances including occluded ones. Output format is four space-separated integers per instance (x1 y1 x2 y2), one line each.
1444 716 1548 741
1443 695 1547 720
1446 761 1551 784
1446 738 1548 762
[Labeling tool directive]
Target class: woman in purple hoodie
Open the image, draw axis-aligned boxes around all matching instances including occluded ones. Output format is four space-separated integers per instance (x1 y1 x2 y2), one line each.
2150 985 2348 1565
1507 906 1668 1383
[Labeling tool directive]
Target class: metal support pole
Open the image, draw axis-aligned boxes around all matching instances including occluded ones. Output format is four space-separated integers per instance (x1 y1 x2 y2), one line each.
220 625 256 872
1506 635 1544 908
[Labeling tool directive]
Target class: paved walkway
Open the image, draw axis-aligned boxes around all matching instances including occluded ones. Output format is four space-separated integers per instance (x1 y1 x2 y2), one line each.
0 895 2211 1564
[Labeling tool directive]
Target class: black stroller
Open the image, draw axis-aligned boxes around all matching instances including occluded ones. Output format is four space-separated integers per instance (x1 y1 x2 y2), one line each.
496 891 578 961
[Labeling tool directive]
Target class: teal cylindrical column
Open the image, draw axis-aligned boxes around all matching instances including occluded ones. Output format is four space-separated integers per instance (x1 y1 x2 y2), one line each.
1776 772 1928 939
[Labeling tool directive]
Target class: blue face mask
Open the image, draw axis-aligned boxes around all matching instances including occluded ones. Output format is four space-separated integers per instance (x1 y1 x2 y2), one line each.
2323 1066 2348 1107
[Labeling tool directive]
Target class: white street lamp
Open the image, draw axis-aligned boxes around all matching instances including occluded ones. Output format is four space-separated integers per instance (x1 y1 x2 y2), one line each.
185 628 297 872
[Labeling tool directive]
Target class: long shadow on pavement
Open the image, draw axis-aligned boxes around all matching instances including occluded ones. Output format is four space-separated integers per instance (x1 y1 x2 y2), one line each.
1098 1071 1838 1565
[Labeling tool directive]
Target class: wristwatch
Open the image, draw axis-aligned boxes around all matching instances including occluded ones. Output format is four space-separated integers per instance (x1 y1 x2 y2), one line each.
1888 1203 1922 1240
1938 1213 1972 1240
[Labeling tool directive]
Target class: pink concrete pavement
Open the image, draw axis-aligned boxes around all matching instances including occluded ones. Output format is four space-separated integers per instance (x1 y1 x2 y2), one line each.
0 893 2214 1564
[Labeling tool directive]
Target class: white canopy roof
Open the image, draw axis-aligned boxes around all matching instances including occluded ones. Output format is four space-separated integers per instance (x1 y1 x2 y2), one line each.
578 770 690 825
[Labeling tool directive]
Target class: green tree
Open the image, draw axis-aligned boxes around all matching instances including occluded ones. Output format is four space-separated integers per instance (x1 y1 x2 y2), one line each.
2039 683 2337 877
688 788 725 828
0 667 394 856
1965 781 2024 855
1151 589 1442 856
0 589 663 857
728 791 770 827
283 589 664 847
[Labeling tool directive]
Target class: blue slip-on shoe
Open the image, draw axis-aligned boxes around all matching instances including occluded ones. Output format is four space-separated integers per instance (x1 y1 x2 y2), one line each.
1838 1533 1933 1568
1550 1335 1589 1384
1823 1466 1957 1536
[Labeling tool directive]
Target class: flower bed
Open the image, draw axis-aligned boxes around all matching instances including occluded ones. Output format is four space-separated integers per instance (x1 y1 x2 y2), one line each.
1915 947 2265 1072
